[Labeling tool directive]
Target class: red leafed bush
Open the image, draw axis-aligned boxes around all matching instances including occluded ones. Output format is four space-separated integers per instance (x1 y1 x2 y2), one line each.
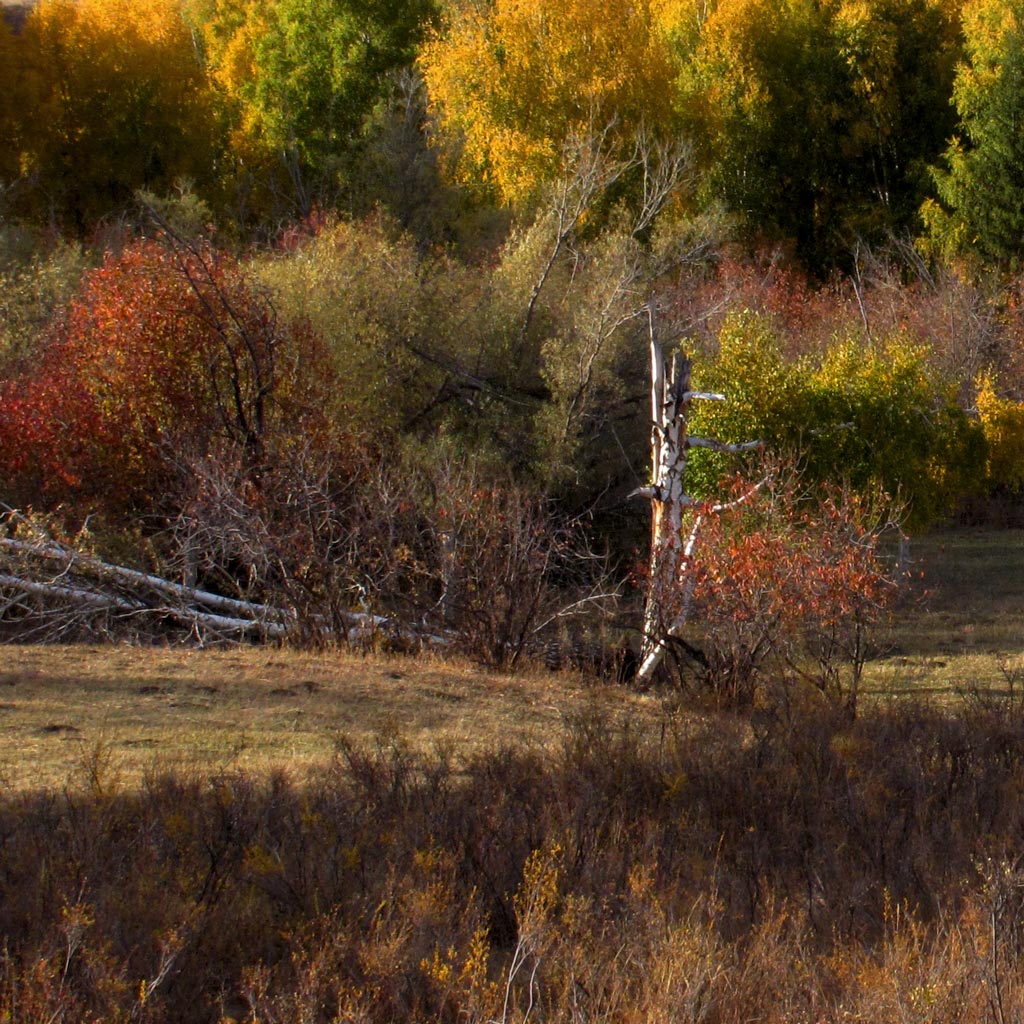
684 473 899 712
0 238 320 518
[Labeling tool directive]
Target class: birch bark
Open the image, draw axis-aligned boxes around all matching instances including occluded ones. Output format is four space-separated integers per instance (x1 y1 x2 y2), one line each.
633 309 761 686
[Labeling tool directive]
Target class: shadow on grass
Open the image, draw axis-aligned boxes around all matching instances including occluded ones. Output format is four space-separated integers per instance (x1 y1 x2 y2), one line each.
4 699 1024 1022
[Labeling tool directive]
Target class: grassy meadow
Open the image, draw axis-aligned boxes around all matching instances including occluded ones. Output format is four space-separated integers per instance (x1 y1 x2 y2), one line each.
0 644 658 792
868 528 1024 696
2 526 1024 1023
2 527 1021 793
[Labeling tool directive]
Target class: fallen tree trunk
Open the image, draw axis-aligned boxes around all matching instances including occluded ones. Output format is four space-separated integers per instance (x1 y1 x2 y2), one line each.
0 571 290 639
1 538 292 624
0 533 455 647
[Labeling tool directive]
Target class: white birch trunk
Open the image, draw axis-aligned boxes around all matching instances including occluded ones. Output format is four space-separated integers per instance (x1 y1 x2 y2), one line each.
632 310 760 687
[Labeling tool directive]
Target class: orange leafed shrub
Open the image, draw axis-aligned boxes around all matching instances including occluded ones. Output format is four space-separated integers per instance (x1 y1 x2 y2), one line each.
0 238 321 518
684 473 898 710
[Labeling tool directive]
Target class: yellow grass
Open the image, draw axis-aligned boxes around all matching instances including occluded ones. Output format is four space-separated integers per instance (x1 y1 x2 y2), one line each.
860 529 1024 699
3 528 1023 791
0 644 660 792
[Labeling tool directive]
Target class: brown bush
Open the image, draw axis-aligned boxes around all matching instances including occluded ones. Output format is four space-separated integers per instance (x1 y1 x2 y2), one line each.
4 701 1024 1021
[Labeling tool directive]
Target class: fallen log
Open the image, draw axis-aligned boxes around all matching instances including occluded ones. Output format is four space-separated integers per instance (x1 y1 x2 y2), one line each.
1 538 293 625
0 572 290 639
0 539 454 647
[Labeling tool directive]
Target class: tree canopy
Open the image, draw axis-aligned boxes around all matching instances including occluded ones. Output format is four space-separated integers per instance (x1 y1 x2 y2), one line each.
922 0 1024 266
679 0 962 269
420 0 683 205
9 0 220 232
3 0 1024 569
188 0 438 213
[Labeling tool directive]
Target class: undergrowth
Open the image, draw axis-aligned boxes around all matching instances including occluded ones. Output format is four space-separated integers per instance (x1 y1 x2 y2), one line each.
4 700 1024 1022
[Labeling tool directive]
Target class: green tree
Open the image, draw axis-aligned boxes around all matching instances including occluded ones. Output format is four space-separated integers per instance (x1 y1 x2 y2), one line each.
834 0 962 239
922 0 1024 265
680 0 854 268
679 0 961 271
190 0 437 214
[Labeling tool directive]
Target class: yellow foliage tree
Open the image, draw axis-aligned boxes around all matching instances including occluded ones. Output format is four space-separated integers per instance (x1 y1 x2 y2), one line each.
0 16 24 194
421 0 685 205
975 372 1024 491
186 0 267 100
14 0 220 232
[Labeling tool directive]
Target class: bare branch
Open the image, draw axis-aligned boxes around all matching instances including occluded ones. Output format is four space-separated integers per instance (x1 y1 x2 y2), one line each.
519 119 634 351
685 436 764 453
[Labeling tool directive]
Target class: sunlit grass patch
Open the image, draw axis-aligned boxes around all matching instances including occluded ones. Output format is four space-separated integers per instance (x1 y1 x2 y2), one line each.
863 528 1024 699
0 644 658 791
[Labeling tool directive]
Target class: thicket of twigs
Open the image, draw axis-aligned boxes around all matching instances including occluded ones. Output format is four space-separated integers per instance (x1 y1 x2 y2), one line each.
0 460 621 668
4 698 1024 1023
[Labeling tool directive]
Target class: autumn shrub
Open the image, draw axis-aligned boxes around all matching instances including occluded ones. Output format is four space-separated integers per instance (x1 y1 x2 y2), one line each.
637 457 899 708
845 246 1011 396
4 701 1024 1021
405 452 622 666
0 239 89 376
676 473 898 712
255 214 525 446
805 333 987 529
163 437 376 640
672 247 861 355
688 311 987 530
0 236 330 522
162 438 615 658
381 453 619 665
976 371 1024 493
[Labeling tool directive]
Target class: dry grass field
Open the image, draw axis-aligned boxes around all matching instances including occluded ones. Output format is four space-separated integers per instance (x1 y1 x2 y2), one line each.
1 528 1024 1023
0 644 660 792
865 528 1024 696
0 527 1021 793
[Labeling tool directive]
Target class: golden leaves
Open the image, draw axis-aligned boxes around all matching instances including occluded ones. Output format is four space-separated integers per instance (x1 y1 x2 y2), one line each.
421 0 681 203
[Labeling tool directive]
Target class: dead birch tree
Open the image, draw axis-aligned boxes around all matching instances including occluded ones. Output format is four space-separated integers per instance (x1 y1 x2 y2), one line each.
632 307 762 686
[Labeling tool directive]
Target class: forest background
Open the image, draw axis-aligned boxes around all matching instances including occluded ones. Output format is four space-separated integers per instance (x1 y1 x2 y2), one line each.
3 0 1024 662
9 4 1024 1021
